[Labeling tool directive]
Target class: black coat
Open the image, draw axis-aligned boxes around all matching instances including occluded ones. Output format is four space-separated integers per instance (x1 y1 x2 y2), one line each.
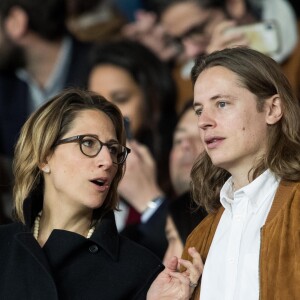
0 194 164 299
121 199 168 259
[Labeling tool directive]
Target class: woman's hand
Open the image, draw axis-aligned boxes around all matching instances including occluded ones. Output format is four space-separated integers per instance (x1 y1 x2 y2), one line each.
147 247 203 300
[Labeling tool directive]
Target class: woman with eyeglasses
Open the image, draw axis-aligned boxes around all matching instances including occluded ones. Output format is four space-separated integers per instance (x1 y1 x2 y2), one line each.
0 88 202 299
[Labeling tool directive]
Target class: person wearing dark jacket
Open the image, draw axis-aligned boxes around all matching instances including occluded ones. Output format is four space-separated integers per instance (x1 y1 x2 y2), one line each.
0 0 92 159
0 0 92 220
0 88 202 299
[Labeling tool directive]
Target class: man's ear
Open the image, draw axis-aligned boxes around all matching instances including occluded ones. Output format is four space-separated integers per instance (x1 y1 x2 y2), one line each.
265 94 283 125
4 6 28 41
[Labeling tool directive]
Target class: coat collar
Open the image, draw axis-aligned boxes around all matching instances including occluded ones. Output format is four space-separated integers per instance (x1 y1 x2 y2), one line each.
89 211 120 261
265 180 300 223
22 186 120 261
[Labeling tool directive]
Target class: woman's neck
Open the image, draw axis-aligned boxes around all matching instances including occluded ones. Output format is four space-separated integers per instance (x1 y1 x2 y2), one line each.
36 208 93 247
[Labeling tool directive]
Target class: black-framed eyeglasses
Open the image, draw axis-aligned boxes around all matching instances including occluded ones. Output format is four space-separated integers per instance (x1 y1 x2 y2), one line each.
168 18 212 51
55 135 131 165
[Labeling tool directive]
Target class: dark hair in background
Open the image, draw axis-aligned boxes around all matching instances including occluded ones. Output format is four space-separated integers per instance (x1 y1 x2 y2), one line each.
88 39 178 193
177 99 194 120
0 0 67 40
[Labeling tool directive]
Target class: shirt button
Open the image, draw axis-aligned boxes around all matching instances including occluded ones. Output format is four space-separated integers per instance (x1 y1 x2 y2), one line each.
228 257 234 263
89 245 99 253
234 214 242 221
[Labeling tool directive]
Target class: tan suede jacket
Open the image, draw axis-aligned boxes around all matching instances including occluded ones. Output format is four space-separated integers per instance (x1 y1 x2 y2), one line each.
182 180 300 300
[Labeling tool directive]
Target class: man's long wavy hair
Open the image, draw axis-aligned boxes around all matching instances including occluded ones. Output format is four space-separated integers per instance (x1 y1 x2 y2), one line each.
13 88 126 224
190 47 300 213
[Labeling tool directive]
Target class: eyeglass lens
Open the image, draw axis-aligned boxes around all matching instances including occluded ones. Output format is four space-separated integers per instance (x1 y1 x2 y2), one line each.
80 136 126 164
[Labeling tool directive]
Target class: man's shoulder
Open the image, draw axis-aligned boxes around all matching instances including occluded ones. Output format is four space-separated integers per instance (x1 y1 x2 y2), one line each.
189 208 223 238
276 180 300 202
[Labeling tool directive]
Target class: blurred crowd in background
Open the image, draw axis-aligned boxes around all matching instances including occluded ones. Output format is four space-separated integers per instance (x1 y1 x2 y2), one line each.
0 0 299 260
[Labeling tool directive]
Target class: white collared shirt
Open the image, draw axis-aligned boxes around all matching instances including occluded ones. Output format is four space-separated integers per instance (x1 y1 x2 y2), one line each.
200 169 280 300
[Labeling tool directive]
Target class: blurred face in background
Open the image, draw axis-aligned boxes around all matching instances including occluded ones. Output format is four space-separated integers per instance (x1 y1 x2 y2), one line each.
161 1 226 60
88 64 144 136
169 107 204 196
0 19 26 71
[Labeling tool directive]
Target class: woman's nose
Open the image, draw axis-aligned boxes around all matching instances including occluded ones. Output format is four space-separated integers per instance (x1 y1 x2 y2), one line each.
96 146 114 168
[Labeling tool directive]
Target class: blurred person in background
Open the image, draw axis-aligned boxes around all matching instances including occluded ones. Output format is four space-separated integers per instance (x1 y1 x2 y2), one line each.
124 0 299 110
66 0 126 42
0 157 12 224
164 100 207 264
169 101 204 197
0 0 93 217
156 0 297 63
88 39 177 258
163 195 206 267
0 0 92 159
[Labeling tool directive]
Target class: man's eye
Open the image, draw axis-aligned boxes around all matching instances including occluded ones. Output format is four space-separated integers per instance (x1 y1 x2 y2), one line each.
195 108 202 116
218 101 226 108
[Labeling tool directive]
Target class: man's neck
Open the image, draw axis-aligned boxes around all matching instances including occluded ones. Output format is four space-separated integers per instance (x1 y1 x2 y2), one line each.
24 36 64 89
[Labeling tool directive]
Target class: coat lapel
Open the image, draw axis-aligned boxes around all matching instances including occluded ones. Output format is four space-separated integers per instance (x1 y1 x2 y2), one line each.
15 231 54 276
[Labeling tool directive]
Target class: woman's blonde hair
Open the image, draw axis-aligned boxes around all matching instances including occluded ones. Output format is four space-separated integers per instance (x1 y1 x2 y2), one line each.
190 47 300 213
13 88 126 223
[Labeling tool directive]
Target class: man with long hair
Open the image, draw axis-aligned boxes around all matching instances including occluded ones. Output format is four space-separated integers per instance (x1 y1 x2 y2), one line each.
182 47 300 299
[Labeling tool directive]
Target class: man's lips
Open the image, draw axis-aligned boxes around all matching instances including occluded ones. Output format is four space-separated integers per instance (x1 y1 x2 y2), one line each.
204 136 225 149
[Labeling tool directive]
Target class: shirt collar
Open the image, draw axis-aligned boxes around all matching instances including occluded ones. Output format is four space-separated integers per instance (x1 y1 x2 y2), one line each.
220 169 280 214
46 35 72 92
15 36 72 110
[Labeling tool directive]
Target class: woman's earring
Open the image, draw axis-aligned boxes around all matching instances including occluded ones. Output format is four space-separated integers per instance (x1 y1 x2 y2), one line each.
42 165 50 174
